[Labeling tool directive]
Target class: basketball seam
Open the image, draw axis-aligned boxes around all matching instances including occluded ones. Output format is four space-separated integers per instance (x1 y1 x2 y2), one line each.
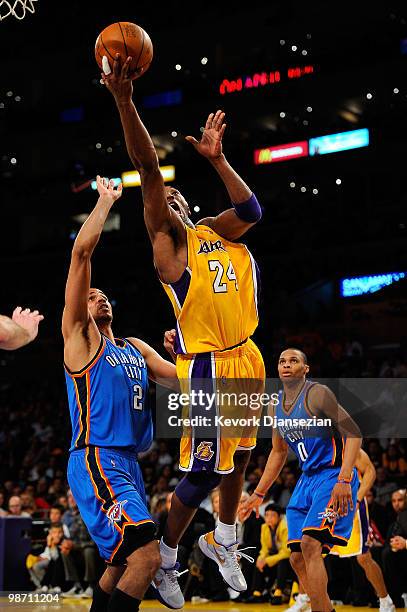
100 32 115 61
118 22 129 59
134 26 145 70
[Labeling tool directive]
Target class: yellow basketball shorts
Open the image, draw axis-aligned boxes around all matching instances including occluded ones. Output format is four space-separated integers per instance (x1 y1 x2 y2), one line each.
330 497 370 557
176 338 265 474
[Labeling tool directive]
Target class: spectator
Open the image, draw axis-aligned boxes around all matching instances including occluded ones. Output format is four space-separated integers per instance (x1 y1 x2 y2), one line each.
8 495 31 517
34 478 51 510
62 490 97 598
57 495 68 511
367 440 384 469
382 489 407 607
382 444 407 477
27 525 65 590
365 489 389 545
244 504 291 604
157 441 173 468
277 472 297 508
50 505 70 538
374 468 397 506
0 492 7 516
20 492 37 516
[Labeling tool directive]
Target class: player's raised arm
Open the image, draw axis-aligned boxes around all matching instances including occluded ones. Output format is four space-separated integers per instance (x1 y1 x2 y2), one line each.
102 55 184 241
186 110 262 240
241 407 288 519
0 307 44 350
62 177 122 351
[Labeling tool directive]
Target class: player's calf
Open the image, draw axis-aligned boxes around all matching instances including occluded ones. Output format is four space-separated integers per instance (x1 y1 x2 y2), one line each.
108 534 161 611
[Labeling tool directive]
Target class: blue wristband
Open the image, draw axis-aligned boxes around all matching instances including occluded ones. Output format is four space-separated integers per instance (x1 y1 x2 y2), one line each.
232 193 262 223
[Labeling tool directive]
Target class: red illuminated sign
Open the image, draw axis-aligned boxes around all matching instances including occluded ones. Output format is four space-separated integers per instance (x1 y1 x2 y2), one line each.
219 65 314 95
254 141 309 164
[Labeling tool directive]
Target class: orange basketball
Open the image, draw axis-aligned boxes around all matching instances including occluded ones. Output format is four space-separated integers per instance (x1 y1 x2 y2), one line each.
95 22 153 80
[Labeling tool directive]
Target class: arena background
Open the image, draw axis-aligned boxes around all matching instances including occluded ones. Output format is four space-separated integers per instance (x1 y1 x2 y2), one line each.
0 0 406 609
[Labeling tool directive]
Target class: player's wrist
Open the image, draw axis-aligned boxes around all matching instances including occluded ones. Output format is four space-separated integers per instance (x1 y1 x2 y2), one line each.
254 489 266 499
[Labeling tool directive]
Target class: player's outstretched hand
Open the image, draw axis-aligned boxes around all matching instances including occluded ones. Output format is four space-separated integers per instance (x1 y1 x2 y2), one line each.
12 307 44 343
101 54 133 103
331 482 353 517
240 492 263 521
96 175 123 204
186 110 226 160
163 329 177 362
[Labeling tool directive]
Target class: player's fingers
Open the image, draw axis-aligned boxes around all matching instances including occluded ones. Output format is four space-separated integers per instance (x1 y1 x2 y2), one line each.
213 109 222 127
31 310 39 316
122 56 132 78
13 306 22 315
37 315 45 322
349 495 354 512
205 113 214 129
185 136 199 146
216 111 225 128
22 308 30 314
113 53 121 76
102 56 112 76
219 123 227 139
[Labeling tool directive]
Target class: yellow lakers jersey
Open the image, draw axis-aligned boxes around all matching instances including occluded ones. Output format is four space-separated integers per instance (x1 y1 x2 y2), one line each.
161 224 259 354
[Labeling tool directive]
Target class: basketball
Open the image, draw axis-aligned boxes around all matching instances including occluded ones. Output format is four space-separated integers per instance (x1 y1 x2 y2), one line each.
95 22 153 80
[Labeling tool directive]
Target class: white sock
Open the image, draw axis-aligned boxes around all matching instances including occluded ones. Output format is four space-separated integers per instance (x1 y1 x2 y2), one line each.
160 538 178 569
297 594 310 603
214 520 237 546
379 595 393 605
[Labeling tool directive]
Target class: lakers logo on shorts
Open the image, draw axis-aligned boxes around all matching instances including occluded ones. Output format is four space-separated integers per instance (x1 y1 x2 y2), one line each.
194 441 214 461
107 500 128 526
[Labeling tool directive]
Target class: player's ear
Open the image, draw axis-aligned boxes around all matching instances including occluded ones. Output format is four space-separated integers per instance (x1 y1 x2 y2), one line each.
304 364 310 375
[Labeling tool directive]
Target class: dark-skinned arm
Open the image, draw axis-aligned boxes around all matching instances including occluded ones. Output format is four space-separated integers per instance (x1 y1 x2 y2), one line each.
187 110 262 240
62 177 122 342
307 384 362 516
102 55 183 240
241 408 288 519
355 449 376 502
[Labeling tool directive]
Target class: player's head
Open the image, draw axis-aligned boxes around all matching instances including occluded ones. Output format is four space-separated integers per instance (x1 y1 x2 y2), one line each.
88 288 113 327
165 186 194 228
278 348 309 380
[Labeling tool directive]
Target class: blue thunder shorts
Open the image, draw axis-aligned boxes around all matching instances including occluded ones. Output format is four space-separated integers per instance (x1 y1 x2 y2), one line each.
286 467 358 553
67 446 156 564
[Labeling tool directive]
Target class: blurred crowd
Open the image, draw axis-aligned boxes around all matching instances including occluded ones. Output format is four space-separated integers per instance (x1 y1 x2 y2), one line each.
0 338 406 603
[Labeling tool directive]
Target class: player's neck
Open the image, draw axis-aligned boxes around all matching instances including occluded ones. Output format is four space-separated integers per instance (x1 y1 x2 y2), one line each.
283 378 306 402
100 326 115 344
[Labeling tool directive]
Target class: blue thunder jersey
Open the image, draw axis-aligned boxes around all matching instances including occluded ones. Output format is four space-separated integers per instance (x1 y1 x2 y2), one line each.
65 335 152 453
275 380 345 473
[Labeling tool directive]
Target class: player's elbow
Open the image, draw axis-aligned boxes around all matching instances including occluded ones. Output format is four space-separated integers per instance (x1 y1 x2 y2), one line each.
71 244 91 261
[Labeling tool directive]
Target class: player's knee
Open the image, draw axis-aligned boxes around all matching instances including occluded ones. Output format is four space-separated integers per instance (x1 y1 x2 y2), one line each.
357 551 371 568
127 540 161 578
290 551 304 570
300 535 322 559
175 472 222 508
